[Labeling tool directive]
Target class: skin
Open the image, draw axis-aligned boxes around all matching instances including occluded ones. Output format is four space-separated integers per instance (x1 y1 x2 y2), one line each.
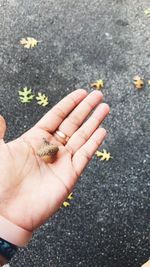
0 89 109 232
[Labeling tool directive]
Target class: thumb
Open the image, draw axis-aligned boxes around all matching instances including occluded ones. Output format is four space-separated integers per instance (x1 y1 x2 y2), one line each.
0 115 7 140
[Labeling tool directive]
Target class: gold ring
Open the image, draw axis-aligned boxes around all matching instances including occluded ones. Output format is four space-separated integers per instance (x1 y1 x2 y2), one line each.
54 130 68 145
55 130 67 139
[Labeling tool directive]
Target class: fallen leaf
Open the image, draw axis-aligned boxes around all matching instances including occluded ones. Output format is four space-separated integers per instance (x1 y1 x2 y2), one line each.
133 76 144 89
36 93 49 106
62 193 73 207
18 87 34 103
20 37 39 48
144 8 150 17
67 193 73 200
95 149 112 161
90 79 104 90
63 201 70 207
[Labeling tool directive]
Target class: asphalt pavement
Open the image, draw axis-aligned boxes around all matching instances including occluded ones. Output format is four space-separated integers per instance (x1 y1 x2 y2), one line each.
0 0 150 266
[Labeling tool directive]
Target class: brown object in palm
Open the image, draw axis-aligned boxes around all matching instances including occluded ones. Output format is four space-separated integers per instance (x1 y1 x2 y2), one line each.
37 138 59 163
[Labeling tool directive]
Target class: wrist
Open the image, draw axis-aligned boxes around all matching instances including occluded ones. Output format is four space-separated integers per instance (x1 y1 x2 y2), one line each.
0 237 18 265
0 214 32 266
0 215 32 247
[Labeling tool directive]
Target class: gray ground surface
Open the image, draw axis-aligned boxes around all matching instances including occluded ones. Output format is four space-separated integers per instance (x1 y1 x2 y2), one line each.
0 0 150 266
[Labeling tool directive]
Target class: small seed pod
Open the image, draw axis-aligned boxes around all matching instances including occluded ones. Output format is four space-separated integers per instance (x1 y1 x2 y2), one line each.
37 138 59 163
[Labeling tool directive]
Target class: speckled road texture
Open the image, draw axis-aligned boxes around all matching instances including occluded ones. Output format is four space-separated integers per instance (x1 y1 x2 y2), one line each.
0 0 150 266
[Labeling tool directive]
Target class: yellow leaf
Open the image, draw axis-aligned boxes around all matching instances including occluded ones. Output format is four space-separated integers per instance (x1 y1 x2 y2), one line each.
148 80 150 86
36 93 49 106
133 76 144 89
90 79 104 90
144 8 150 17
95 149 112 161
18 87 34 103
20 37 39 48
67 193 73 200
62 193 74 208
63 201 70 207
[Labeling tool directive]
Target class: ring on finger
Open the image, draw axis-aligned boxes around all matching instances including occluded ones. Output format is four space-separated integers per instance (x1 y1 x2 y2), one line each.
54 130 69 145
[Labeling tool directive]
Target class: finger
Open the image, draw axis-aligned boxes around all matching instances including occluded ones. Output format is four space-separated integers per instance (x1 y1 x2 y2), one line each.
72 128 107 177
0 115 6 140
36 89 88 132
58 90 103 137
66 103 109 155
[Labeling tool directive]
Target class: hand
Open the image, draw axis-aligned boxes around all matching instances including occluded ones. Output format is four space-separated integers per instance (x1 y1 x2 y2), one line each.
0 89 109 232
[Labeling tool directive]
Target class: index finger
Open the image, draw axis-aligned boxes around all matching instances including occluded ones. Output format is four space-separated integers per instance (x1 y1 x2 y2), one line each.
35 89 88 133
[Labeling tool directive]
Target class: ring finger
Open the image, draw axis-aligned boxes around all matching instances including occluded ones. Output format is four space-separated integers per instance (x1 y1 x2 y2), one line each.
66 103 110 155
57 90 103 139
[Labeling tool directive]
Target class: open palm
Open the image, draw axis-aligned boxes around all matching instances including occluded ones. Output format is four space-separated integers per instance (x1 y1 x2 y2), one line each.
0 89 109 232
